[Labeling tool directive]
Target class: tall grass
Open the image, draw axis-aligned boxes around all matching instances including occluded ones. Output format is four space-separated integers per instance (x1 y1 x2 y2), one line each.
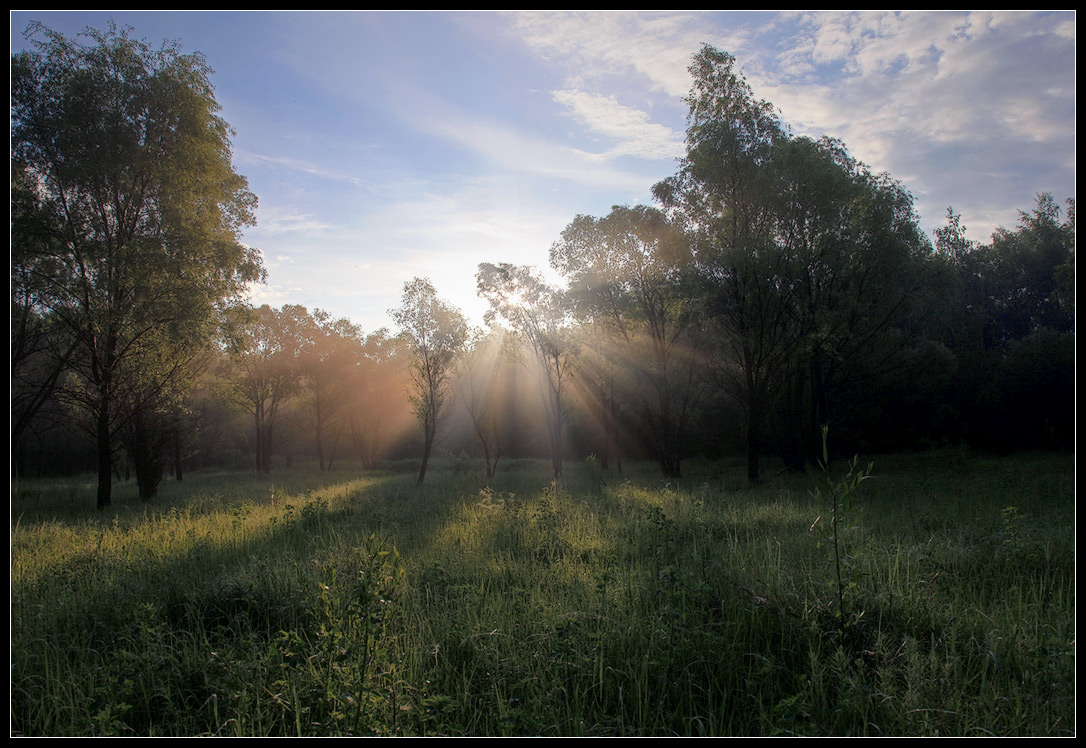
10 451 1075 735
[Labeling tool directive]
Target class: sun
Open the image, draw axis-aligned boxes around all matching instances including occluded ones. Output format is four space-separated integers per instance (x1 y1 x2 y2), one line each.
503 288 529 310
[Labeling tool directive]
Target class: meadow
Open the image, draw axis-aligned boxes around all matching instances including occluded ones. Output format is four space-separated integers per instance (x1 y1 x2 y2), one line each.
10 449 1075 736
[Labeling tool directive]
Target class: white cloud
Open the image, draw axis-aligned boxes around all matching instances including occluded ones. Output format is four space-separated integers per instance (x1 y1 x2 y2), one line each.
749 11 1074 241
389 83 658 193
510 11 745 99
244 281 307 310
179 11 1077 328
504 10 1073 245
551 89 684 161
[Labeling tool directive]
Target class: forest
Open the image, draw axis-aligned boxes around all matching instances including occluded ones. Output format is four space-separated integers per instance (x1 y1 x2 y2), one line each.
11 34 1075 500
10 23 1076 738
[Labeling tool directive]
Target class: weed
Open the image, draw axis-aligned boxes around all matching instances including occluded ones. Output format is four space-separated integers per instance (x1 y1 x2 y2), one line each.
809 426 873 630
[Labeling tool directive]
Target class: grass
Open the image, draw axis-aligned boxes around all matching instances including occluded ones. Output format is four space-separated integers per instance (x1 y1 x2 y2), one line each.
9 450 1075 736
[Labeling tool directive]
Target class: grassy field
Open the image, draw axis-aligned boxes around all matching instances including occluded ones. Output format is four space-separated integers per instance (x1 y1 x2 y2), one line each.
10 449 1076 736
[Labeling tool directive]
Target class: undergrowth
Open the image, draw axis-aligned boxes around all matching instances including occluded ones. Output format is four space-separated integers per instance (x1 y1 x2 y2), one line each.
10 452 1075 736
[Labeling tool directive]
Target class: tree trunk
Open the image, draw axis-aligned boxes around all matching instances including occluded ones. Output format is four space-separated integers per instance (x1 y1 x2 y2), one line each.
174 434 183 482
327 421 342 470
745 384 762 484
746 412 761 484
482 441 494 479
549 415 563 480
550 382 564 480
128 405 165 501
261 418 273 474
315 410 326 471
417 429 435 486
254 407 263 473
96 396 112 509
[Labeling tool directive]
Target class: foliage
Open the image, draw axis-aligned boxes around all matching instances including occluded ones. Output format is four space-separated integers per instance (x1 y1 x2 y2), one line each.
12 35 1075 509
391 278 470 485
222 305 306 474
11 21 262 506
455 330 514 479
551 205 706 478
654 45 937 479
10 162 78 453
291 309 366 472
932 194 1075 451
477 263 576 479
809 427 873 627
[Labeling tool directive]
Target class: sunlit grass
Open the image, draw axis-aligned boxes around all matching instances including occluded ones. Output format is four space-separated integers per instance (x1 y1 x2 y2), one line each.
10 451 1075 736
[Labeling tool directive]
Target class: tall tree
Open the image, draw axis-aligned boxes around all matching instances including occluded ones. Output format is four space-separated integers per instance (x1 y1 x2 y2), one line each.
653 45 785 482
456 329 512 479
769 136 935 467
656 45 934 476
223 305 304 474
10 161 77 459
391 278 469 486
551 204 705 478
985 193 1075 343
11 22 262 507
477 263 575 480
936 195 1075 450
295 309 364 471
115 328 211 498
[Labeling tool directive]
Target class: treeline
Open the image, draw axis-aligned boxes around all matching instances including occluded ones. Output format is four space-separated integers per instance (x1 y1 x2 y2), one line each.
11 31 1075 504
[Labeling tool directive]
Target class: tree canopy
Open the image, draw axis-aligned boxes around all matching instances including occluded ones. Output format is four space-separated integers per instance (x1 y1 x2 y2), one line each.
10 35 1074 492
477 263 575 479
11 22 263 505
391 278 469 485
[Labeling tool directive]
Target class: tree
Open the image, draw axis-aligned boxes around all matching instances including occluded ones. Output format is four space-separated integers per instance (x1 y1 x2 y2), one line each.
985 193 1075 343
456 329 512 479
768 136 935 467
391 278 469 486
10 162 78 461
935 195 1075 450
477 263 576 480
551 205 705 478
653 45 786 482
655 45 934 477
11 22 262 507
294 309 365 471
340 329 413 470
116 328 211 498
993 328 1074 450
223 305 305 474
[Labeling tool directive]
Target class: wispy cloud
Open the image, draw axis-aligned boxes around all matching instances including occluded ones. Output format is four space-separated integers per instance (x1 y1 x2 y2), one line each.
509 11 733 98
389 83 657 192
41 10 1063 332
552 89 684 161
253 206 333 235
239 152 373 187
741 11 1074 240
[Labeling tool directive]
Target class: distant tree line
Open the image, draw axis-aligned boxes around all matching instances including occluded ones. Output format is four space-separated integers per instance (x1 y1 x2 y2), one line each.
12 29 1075 504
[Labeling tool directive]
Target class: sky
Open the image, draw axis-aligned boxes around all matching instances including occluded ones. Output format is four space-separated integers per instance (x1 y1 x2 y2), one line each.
10 11 1077 335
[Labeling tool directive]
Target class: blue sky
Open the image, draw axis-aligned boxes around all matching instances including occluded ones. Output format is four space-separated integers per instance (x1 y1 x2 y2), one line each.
11 11 1076 334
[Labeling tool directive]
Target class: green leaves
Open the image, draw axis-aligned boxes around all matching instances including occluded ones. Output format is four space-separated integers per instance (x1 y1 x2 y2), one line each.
390 278 469 484
12 21 263 505
811 426 873 626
